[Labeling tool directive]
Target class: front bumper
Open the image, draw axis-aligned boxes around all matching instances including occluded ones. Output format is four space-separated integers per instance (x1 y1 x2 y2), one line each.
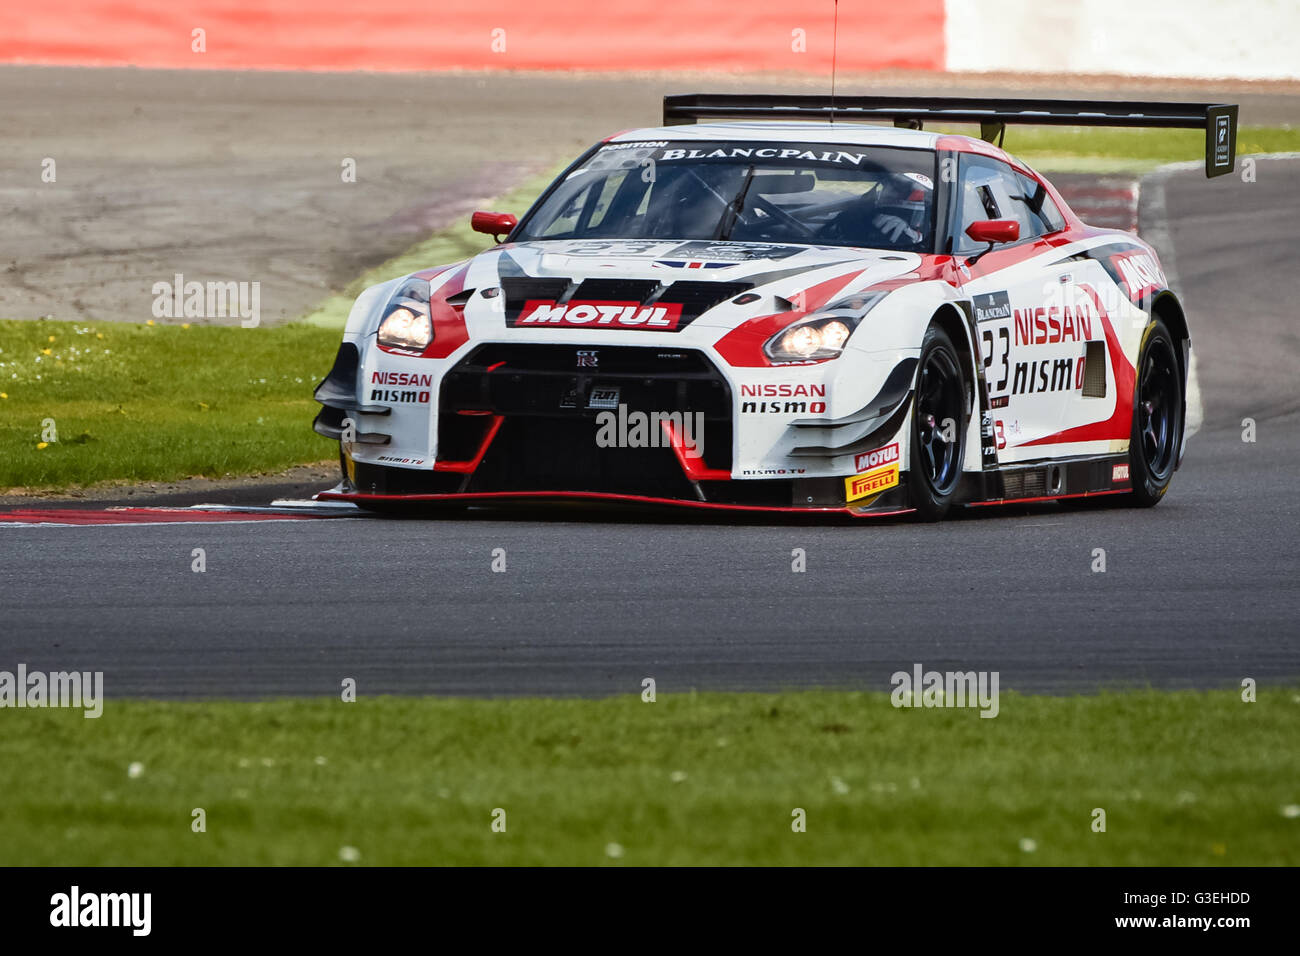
314 340 914 513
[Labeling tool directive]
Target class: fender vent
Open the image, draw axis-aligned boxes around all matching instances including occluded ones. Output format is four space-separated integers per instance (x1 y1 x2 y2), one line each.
1082 340 1107 398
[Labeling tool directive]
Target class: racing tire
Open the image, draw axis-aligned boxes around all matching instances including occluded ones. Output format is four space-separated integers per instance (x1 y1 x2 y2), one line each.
1126 318 1183 507
907 324 968 521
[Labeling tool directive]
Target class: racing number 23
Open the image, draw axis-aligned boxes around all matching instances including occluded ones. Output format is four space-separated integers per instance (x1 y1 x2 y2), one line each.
981 327 1010 392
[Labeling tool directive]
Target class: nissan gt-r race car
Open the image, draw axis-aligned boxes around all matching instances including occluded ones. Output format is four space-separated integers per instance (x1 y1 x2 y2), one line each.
314 94 1238 518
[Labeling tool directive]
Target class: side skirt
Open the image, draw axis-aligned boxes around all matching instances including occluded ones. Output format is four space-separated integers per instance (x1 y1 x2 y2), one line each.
961 453 1133 507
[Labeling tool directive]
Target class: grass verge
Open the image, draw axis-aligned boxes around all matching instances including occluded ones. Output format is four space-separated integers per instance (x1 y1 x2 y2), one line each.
2 689 1295 865
982 124 1300 173
0 320 339 489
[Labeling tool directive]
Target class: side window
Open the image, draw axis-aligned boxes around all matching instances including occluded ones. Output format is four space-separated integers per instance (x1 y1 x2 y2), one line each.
1015 171 1065 234
955 156 1062 253
955 156 1017 255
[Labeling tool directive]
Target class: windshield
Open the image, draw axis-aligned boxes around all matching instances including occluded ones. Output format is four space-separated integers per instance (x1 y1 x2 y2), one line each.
515 140 937 251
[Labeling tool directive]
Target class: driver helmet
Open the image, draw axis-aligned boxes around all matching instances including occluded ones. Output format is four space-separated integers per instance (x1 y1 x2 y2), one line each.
876 171 934 232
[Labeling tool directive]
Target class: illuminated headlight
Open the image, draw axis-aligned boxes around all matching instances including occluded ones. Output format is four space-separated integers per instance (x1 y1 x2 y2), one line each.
763 292 886 363
376 279 433 352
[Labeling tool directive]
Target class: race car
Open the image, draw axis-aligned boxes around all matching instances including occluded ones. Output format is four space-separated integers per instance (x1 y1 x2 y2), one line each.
313 94 1238 518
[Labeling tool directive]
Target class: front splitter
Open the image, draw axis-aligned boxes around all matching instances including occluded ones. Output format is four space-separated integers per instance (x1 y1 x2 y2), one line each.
316 488 915 518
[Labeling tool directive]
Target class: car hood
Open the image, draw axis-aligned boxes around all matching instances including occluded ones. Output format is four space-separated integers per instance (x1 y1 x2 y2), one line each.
463 239 927 333
486 238 920 286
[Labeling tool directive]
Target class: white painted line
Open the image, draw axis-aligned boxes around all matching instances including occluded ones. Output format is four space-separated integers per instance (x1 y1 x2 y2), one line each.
0 518 343 529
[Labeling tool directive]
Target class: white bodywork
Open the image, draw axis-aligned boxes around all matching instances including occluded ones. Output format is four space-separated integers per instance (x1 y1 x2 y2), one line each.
330 121 1176 499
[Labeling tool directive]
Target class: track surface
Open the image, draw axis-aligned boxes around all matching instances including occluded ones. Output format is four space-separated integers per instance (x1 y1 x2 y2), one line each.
1 70 1298 697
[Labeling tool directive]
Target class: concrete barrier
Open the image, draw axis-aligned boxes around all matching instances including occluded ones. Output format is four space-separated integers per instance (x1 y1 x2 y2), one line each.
1 0 943 72
945 0 1300 81
4 0 1291 81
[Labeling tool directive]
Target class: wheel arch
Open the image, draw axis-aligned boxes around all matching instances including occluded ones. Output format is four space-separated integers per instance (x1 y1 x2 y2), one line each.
929 301 979 411
1150 290 1190 379
1148 289 1192 469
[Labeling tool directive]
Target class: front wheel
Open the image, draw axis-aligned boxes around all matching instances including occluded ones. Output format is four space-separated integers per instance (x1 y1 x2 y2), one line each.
907 325 968 521
1127 318 1184 507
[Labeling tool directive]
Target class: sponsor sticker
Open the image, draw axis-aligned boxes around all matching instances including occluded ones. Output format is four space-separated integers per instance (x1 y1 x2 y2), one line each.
973 291 1012 323
587 386 621 410
369 388 430 404
1110 250 1167 302
740 383 826 398
1215 114 1231 168
853 441 899 474
664 240 803 262
1112 463 1130 482
845 463 900 502
647 144 879 168
513 299 684 331
369 371 433 403
739 382 828 415
599 140 669 151
555 240 669 258
371 371 432 387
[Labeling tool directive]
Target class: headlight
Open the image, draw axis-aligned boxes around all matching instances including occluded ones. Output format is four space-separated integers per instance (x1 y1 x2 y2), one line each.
376 279 433 352
763 292 886 363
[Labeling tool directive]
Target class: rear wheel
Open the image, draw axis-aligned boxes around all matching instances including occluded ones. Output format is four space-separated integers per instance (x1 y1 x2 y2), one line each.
1127 319 1183 507
907 325 968 521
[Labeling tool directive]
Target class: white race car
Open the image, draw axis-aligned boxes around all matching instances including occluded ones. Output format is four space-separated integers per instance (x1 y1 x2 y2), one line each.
314 94 1237 518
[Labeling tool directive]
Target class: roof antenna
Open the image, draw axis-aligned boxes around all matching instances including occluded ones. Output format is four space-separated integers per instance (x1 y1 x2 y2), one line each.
829 0 839 124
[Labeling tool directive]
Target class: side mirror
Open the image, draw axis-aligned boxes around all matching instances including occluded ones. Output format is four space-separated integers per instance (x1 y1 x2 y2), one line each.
471 211 517 241
965 219 1020 244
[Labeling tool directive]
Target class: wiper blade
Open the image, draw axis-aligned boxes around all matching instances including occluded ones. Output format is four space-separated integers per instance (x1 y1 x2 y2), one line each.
715 164 757 241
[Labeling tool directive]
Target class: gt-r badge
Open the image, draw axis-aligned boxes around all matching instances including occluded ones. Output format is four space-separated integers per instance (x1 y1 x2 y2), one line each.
577 350 598 368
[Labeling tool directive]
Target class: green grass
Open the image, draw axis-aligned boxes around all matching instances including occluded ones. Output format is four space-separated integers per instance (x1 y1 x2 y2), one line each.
0 168 562 490
0 319 339 489
981 124 1300 173
2 689 1295 865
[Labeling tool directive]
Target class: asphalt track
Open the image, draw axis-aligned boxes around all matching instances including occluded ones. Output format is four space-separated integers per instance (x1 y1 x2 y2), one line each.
1 70 1298 697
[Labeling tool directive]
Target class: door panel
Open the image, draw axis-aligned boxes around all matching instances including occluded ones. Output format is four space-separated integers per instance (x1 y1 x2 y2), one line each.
954 155 1117 464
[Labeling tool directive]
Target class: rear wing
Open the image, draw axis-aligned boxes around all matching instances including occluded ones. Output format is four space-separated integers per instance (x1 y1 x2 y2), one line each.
663 94 1239 178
